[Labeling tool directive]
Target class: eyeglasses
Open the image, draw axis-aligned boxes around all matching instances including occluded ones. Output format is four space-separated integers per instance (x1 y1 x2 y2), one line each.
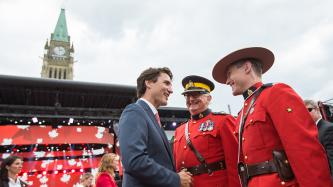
307 108 315 112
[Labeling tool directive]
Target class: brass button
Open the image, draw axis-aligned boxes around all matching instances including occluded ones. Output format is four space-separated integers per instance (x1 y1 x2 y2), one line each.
245 103 248 106
233 131 236 134
242 137 245 141
182 161 185 165
244 155 248 160
249 119 253 123
184 145 187 149
281 181 285 185
203 132 206 135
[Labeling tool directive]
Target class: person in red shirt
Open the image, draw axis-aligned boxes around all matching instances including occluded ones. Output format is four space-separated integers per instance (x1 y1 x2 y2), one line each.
212 47 333 187
96 153 119 187
173 75 240 187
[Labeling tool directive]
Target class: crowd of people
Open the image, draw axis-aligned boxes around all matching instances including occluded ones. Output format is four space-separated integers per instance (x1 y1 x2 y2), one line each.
0 153 121 187
1 46 333 187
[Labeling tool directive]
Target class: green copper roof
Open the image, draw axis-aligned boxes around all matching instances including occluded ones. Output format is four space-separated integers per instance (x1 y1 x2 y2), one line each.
51 9 69 42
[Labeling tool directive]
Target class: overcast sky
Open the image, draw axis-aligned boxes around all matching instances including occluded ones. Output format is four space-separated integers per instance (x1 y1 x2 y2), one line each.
1 0 332 114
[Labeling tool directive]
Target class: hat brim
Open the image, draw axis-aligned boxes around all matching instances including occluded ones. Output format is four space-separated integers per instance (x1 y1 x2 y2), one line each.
212 47 275 84
181 89 208 95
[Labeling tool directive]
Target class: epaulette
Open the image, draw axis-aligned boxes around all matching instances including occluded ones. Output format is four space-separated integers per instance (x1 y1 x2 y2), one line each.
212 111 228 115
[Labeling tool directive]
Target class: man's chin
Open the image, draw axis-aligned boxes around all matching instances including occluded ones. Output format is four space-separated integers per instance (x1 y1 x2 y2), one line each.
231 89 241 96
160 100 168 106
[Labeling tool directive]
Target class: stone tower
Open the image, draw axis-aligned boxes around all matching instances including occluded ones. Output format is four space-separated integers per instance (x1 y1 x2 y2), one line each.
41 9 75 80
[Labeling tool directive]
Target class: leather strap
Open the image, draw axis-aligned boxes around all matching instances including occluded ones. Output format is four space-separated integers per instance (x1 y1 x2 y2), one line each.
247 160 277 178
186 160 226 176
237 83 273 163
237 83 273 187
185 121 206 164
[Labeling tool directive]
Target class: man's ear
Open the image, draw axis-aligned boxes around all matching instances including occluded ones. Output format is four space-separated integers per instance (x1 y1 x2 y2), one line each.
207 94 212 102
145 80 152 90
243 61 252 74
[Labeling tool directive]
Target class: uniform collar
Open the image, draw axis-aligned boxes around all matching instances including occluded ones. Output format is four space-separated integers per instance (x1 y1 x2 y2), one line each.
191 109 211 120
242 82 263 100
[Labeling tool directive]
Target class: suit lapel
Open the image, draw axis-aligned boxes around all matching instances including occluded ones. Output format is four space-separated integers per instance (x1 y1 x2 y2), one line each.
136 100 175 168
317 119 325 142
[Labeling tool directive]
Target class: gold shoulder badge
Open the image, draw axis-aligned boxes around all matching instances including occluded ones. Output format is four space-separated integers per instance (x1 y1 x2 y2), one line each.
188 80 194 88
247 89 253 96
286 107 292 113
199 113 203 118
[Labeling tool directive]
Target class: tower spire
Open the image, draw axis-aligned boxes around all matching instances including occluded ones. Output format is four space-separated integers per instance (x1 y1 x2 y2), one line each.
51 8 69 42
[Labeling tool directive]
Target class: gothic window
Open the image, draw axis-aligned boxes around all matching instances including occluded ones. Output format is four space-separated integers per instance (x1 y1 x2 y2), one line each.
59 69 62 79
49 68 53 78
54 68 58 79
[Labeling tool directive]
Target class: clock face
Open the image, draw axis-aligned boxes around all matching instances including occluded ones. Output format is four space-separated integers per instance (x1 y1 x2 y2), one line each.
53 46 66 56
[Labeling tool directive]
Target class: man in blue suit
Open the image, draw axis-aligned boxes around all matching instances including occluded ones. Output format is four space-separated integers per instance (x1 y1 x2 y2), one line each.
119 67 192 187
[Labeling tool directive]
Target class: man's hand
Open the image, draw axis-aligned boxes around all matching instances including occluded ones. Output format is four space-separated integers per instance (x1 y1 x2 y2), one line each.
178 169 192 187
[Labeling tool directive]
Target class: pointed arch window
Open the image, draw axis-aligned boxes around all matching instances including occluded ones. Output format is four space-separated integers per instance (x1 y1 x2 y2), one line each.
64 69 67 79
54 68 58 79
58 69 62 79
49 68 53 78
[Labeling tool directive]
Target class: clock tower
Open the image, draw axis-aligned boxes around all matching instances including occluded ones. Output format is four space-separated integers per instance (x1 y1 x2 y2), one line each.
41 9 75 80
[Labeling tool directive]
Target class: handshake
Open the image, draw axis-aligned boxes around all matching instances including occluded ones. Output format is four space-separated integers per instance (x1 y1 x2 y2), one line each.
178 168 193 187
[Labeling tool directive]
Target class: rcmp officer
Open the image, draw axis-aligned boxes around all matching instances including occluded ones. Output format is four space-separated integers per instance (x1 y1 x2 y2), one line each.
212 47 333 187
173 75 240 187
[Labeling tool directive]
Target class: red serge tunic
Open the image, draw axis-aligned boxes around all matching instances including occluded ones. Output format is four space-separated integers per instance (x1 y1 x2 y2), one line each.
173 110 240 187
96 172 117 187
236 82 333 187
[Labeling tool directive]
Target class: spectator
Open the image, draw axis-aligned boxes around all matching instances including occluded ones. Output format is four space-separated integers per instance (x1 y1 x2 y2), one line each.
304 99 333 180
77 172 94 187
0 155 28 187
95 153 118 187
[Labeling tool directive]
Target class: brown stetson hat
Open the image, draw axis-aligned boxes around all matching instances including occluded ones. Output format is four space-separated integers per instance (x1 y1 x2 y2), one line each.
212 47 275 84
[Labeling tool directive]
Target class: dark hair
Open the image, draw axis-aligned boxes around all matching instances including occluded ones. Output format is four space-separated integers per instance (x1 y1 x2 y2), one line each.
0 155 22 182
136 67 173 98
232 58 263 77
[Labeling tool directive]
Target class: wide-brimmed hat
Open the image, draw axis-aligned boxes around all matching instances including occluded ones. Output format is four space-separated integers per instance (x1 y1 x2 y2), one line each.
181 75 214 95
212 47 275 84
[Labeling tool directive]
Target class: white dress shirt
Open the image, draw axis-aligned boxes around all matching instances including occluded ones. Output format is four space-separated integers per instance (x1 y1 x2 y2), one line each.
139 98 158 115
8 177 21 187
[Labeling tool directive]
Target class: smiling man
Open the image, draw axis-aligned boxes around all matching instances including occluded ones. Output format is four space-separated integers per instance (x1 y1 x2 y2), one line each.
173 75 240 187
212 47 333 187
119 67 192 187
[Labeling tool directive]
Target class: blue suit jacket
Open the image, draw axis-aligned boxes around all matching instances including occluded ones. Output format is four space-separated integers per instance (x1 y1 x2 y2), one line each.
119 99 180 187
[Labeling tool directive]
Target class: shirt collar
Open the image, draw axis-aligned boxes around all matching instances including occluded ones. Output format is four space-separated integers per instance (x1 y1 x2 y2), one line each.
242 82 263 100
191 108 211 120
8 177 20 185
139 98 158 115
315 117 322 126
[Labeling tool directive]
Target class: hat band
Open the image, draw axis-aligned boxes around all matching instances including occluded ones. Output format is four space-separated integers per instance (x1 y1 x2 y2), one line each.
185 82 211 92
